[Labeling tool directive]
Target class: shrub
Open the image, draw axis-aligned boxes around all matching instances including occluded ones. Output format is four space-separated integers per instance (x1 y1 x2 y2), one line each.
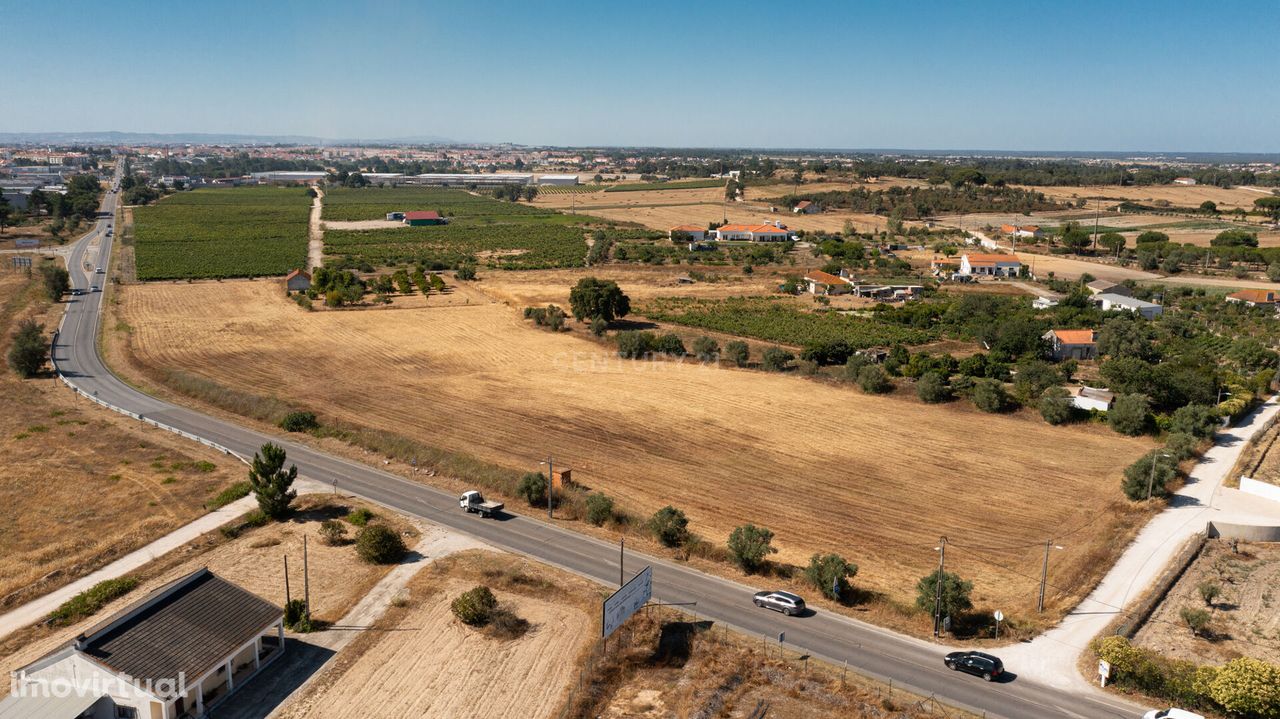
1197 582 1221 607
724 340 750 367
516 472 548 507
1180 606 1211 636
208 481 251 510
1164 432 1199 461
726 524 777 573
346 507 374 526
487 608 531 639
1169 404 1219 439
319 519 347 546
7 319 48 378
48 577 139 626
914 569 973 620
916 371 952 403
1039 386 1075 425
971 378 1012 413
616 330 656 359
355 524 407 564
805 553 858 600
842 353 871 381
584 493 614 526
1121 450 1179 500
283 598 312 632
692 335 720 362
278 410 319 432
653 333 686 356
857 365 892 394
761 347 794 372
590 316 608 336
451 585 498 626
455 265 476 280
1109 393 1152 436
1208 657 1280 718
650 505 690 547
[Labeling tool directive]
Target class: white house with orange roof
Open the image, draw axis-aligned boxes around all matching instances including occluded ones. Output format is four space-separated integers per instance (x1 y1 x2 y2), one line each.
1225 289 1279 308
793 200 819 214
668 225 707 242
999 224 1042 239
803 270 851 295
959 253 1022 277
1043 329 1097 360
714 223 791 242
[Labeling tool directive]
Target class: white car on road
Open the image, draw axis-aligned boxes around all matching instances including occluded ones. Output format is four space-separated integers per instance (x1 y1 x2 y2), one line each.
1143 709 1204 719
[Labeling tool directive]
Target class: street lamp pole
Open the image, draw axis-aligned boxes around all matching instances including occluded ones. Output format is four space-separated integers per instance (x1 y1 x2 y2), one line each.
933 537 948 637
1038 540 1064 613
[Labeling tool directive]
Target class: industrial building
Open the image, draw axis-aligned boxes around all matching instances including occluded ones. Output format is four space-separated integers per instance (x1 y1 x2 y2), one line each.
537 174 580 186
250 171 328 183
407 173 532 186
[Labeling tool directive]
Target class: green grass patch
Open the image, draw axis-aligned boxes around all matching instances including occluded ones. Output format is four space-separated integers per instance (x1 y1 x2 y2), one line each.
48 577 139 626
208 481 252 510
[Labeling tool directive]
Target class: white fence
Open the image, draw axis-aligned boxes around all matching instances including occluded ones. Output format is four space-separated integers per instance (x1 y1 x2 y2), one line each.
1240 476 1280 505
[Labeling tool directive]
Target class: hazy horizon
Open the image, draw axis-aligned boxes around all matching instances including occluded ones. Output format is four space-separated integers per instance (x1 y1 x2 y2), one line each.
4 0 1279 153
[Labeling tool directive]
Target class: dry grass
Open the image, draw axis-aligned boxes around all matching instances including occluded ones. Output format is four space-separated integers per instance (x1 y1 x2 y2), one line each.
111 279 1152 617
275 550 599 719
0 271 246 609
1023 183 1275 212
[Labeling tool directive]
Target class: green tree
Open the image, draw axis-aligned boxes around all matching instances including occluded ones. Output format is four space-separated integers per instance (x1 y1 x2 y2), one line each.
971 378 1012 412
724 340 750 367
1121 450 1177 500
1097 315 1156 360
516 472 548 507
804 553 858 600
589 316 608 336
1179 606 1210 635
1098 232 1126 255
1199 200 1218 214
857 364 892 394
1208 657 1280 717
1135 230 1169 245
0 195 10 232
584 493 614 526
915 569 973 619
569 277 631 322
451 585 498 626
761 347 794 372
650 505 690 547
355 524 407 564
654 333 686 356
1197 581 1221 607
692 335 720 362
248 443 297 520
6 319 48 378
615 330 655 359
1168 404 1219 439
916 371 952 403
1060 222 1091 252
1014 358 1063 400
39 265 70 301
1108 393 1151 436
726 524 777 573
1211 229 1258 247
1253 196 1280 223
1038 386 1075 425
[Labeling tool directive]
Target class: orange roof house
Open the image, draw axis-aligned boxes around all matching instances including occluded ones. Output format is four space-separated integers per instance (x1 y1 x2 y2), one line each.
1226 289 1278 307
1044 329 1097 360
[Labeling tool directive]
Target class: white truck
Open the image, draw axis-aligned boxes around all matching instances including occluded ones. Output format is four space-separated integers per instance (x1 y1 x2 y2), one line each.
459 490 504 518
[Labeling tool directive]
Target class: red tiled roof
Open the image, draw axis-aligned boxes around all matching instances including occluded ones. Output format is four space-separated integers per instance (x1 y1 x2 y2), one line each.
404 211 442 220
964 253 1021 265
670 224 704 232
1228 289 1277 304
1051 329 1096 345
795 200 812 208
718 224 788 233
285 269 310 281
804 270 847 286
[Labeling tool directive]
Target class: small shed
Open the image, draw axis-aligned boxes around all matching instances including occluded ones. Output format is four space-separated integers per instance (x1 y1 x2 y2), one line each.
404 211 445 226
285 269 311 293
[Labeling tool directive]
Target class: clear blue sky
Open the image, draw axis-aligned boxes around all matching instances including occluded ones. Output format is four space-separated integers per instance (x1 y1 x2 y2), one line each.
4 0 1278 151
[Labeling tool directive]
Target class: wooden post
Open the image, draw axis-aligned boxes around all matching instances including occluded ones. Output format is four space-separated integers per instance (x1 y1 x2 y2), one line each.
283 555 291 606
303 535 311 622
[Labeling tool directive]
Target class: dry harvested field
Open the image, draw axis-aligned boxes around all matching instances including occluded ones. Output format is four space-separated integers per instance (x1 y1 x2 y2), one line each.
277 550 594 719
113 279 1153 613
1 495 419 684
0 271 247 610
1023 183 1275 211
1134 539 1280 665
476 265 781 306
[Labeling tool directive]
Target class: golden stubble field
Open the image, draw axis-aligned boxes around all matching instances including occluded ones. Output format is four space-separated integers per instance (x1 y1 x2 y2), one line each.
1023 183 1276 211
113 279 1153 612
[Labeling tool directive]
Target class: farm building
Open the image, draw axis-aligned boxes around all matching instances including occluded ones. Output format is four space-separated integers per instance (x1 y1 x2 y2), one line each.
930 256 962 276
408 173 532 186
1173 177 1198 186
1033 296 1059 309
1071 386 1115 412
362 173 405 185
999 224 1042 239
284 269 312 293
959 253 1022 277
1225 289 1279 308
803 270 851 295
537 174 580 186
404 211 446 226
793 200 819 214
669 224 708 242
714 223 791 242
250 171 327 183
1086 279 1131 297
1094 293 1163 319
1044 329 1097 360
2 568 283 719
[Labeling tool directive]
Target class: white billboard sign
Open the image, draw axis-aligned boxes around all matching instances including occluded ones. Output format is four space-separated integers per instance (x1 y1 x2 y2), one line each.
602 565 651 638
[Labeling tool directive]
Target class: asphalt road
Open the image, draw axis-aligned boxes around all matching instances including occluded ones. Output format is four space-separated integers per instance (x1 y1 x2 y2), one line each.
51 183 1145 719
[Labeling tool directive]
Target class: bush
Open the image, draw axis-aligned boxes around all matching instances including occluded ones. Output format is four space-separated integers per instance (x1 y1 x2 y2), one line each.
805 553 858 600
319 519 347 545
1109 393 1152 436
355 524 407 564
585 493 614 526
726 524 777 573
692 335 720 362
915 569 973 620
616 330 656 359
857 364 892 394
724 340 750 367
451 585 498 626
916 371 952 403
517 472 548 507
455 265 476 281
48 577 139 626
761 347 794 372
7 319 48 378
1180 606 1211 635
487 608 531 639
208 481 251 510
1164 431 1199 461
346 507 374 526
590 316 608 336
278 410 319 432
1039 386 1075 425
1208 657 1280 718
842 353 871 381
650 505 690 547
1169 404 1219 439
653 333 686 356
283 598 312 632
971 378 1012 413
1197 582 1221 607
1122 450 1179 500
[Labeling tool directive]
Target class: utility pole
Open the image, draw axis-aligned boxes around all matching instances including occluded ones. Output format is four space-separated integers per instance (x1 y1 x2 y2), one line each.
283 555 291 606
540 457 554 520
933 537 947 637
619 537 625 587
1038 540 1063 612
303 535 311 623
1092 198 1102 251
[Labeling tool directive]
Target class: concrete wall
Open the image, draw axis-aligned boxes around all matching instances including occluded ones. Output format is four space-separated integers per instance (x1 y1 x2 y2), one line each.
1240 476 1280 505
1207 519 1280 542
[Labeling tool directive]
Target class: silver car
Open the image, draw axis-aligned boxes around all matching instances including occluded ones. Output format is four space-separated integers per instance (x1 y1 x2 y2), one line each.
753 590 806 616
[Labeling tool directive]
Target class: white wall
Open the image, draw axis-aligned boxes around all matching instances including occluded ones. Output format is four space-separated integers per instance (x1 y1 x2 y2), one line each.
1240 476 1280 505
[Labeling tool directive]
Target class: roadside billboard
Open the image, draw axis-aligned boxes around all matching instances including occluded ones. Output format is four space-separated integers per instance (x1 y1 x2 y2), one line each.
602 565 651 638
14 239 39 248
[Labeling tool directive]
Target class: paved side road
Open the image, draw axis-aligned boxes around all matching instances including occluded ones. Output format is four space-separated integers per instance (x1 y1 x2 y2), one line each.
44 188 1150 719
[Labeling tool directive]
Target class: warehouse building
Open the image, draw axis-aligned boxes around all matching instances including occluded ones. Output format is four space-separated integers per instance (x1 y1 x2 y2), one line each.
408 173 532 186
404 211 446 226
537 174 580 186
250 171 328 183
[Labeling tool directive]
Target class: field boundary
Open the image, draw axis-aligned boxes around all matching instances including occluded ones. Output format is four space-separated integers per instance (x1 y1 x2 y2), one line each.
1112 533 1206 639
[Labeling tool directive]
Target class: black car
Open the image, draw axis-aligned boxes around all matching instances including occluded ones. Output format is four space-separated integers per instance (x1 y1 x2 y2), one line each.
944 651 1004 681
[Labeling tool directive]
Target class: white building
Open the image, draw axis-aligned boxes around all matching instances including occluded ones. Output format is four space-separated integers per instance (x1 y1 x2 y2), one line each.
668 224 707 242
537 174 580 186
1173 177 1198 186
250 171 328 183
2 568 284 719
714 223 791 242
1071 386 1115 412
959 253 1022 277
409 173 532 186
1094 292 1163 319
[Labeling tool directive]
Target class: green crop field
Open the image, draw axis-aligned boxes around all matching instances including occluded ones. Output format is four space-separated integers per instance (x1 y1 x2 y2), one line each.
132 187 311 280
637 296 934 348
536 185 604 195
604 179 724 193
323 187 592 270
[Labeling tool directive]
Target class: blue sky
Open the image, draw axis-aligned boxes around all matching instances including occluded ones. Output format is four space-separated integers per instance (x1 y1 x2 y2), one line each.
3 0 1278 151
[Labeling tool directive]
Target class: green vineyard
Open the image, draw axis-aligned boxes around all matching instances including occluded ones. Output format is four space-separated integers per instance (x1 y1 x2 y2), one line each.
637 296 935 348
132 187 311 280
323 187 548 222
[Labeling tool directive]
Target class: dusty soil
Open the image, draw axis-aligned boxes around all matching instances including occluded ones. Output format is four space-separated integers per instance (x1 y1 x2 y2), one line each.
1133 539 1280 665
320 219 406 231
1 495 420 686
276 550 597 719
1023 183 1276 212
110 278 1152 615
0 271 246 609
